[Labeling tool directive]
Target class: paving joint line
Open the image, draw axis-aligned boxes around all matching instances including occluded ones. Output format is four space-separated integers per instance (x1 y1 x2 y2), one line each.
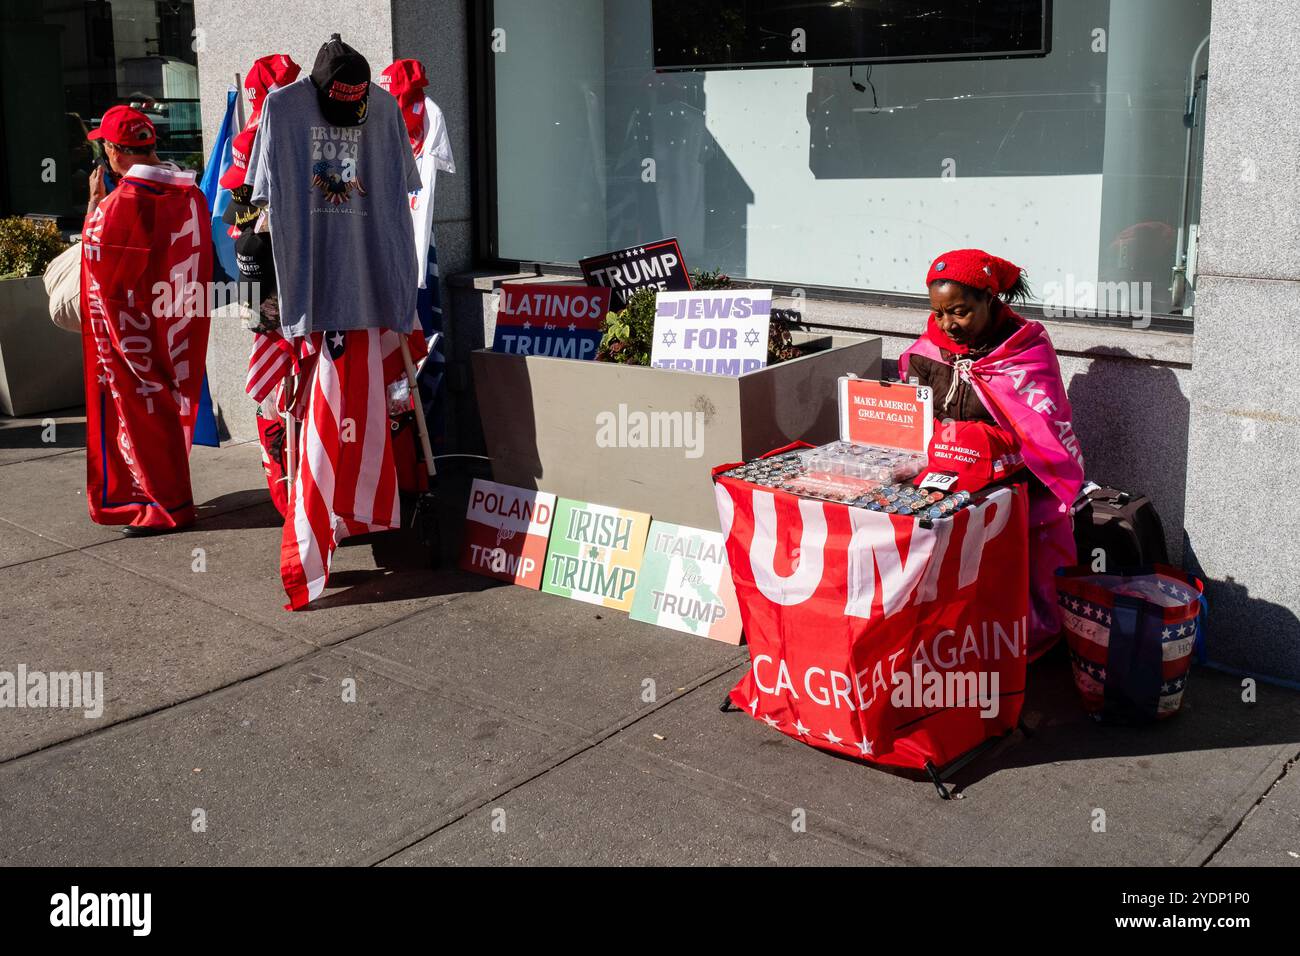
0 500 274 573
1200 747 1300 866
325 643 595 744
359 653 750 866
0 582 488 769
606 726 933 865
603 669 946 865
0 449 85 468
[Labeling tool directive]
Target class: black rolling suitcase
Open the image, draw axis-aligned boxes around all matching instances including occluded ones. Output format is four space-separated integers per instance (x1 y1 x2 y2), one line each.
1072 484 1169 571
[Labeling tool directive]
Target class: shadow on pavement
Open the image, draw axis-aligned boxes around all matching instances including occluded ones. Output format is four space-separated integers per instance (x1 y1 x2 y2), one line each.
0 415 86 450
942 648 1300 794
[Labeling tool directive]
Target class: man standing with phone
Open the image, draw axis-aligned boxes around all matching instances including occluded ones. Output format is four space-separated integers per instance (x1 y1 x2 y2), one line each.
81 106 213 535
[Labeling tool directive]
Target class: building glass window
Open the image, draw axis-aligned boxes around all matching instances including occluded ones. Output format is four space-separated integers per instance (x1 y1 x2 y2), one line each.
1 0 201 227
488 0 1211 319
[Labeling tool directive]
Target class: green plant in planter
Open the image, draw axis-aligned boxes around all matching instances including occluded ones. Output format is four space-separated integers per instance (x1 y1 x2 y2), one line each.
596 287 657 365
0 217 68 280
596 267 805 366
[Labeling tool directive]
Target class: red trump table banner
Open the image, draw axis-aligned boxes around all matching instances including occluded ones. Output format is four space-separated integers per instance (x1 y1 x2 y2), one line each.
714 471 1029 771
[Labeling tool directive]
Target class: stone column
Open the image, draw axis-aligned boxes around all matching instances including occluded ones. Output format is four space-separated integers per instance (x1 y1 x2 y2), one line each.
1183 0 1300 682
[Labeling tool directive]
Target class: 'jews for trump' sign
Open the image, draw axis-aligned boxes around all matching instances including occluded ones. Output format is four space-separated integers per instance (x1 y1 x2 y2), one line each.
542 498 651 612
579 237 691 310
650 289 772 376
492 284 611 361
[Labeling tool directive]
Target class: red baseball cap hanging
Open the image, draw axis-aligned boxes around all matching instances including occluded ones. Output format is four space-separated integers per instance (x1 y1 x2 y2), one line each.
219 126 258 190
86 105 156 148
245 53 301 126
379 58 430 150
377 58 428 105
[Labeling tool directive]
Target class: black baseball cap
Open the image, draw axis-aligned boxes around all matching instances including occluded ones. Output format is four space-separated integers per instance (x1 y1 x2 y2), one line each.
310 33 370 127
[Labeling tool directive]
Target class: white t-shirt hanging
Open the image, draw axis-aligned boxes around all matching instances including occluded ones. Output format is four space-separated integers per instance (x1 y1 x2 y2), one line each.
407 96 455 288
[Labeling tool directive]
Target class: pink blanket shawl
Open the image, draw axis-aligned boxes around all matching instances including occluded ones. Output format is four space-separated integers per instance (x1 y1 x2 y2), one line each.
900 317 1084 658
899 318 1084 513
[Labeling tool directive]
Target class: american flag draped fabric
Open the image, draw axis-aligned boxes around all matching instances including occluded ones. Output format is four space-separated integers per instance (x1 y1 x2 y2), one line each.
1056 565 1204 722
245 331 296 404
280 328 426 610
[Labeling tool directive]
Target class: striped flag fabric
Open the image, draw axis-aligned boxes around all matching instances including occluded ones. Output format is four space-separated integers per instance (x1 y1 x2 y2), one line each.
279 328 428 610
245 331 295 404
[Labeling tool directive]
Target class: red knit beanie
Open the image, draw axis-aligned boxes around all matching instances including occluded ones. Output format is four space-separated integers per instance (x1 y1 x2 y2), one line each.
925 249 1022 297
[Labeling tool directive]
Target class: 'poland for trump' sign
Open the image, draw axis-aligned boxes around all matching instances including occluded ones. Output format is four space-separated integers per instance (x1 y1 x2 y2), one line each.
650 289 772 376
459 479 557 589
492 284 611 361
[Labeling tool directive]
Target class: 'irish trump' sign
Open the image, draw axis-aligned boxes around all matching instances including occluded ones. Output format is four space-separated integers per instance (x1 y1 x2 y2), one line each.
650 289 772 376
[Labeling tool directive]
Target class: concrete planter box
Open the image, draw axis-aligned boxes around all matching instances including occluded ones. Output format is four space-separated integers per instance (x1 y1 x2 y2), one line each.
473 332 881 529
0 277 83 417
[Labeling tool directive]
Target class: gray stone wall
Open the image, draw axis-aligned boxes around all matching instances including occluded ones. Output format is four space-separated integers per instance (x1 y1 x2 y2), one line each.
1183 0 1300 683
391 0 474 314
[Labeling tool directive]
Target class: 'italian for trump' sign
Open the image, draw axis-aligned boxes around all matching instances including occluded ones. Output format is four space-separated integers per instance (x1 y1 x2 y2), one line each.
630 519 743 644
459 479 557 589
542 498 652 612
650 289 772 376
492 284 611 361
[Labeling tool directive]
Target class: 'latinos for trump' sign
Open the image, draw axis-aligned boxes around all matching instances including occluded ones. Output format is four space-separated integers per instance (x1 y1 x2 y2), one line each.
459 479 557 589
630 519 743 644
492 284 611 361
579 238 692 310
650 289 772 376
542 498 651 613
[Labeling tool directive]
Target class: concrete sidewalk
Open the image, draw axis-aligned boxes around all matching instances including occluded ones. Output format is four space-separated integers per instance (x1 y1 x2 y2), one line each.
1 411 1297 866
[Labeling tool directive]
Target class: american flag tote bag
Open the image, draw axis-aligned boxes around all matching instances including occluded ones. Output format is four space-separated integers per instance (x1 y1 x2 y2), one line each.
1055 565 1205 723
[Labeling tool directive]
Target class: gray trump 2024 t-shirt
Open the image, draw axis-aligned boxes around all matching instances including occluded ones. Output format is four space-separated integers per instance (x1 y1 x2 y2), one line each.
247 77 421 337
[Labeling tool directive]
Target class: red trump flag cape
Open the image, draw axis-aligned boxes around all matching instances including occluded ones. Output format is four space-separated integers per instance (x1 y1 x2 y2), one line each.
715 463 1029 771
80 165 212 530
280 328 426 610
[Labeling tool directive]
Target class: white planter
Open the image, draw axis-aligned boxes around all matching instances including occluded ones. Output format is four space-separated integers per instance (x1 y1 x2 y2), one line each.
0 276 83 417
473 332 882 529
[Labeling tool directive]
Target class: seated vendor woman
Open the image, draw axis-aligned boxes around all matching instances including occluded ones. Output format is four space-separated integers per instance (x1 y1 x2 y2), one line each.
899 249 1086 661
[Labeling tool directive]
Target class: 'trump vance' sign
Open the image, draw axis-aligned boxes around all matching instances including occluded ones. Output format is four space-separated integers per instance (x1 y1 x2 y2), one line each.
579 237 691 310
492 284 611 361
650 289 772 376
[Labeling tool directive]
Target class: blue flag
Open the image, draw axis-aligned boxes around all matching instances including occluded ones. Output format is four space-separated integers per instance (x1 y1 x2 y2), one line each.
191 88 240 447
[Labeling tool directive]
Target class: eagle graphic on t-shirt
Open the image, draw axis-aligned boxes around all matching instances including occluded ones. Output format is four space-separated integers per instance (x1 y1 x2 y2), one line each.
311 159 367 206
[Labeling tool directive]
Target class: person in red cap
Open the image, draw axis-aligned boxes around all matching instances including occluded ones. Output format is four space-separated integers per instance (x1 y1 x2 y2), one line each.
85 105 167 218
80 105 213 535
899 249 1085 660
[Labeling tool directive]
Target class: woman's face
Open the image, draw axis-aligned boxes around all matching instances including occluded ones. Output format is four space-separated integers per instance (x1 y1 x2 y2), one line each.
929 281 993 347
